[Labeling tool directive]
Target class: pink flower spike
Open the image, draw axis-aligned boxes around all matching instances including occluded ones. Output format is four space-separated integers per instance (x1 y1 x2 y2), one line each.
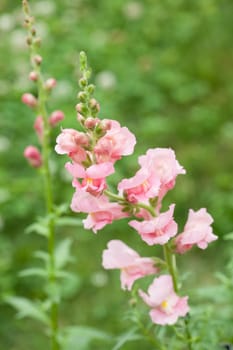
139 275 189 325
22 93 37 108
49 110 65 127
175 208 218 254
129 204 177 245
24 145 42 168
34 115 44 142
94 119 136 163
102 240 158 290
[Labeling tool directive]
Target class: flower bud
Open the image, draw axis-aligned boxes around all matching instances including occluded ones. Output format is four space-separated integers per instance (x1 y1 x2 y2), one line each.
24 145 42 168
77 113 84 123
29 71 38 81
79 77 88 88
84 117 100 129
49 110 65 127
74 132 89 146
87 84 95 94
100 119 112 131
78 91 87 102
33 55 43 65
22 93 37 108
45 78 57 90
89 98 100 112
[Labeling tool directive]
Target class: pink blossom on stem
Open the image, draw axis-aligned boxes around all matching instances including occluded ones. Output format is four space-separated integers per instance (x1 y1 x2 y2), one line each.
94 119 136 163
129 204 177 245
65 161 114 196
139 275 189 325
70 189 127 233
138 148 185 202
175 208 217 254
102 240 158 290
22 93 37 108
49 110 65 127
45 78 57 90
55 128 88 163
29 71 38 81
118 167 160 203
24 145 42 168
34 115 44 141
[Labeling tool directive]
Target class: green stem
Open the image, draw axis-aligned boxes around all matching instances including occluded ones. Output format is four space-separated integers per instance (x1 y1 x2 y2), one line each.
184 315 194 350
163 245 178 293
104 190 156 217
24 7 60 349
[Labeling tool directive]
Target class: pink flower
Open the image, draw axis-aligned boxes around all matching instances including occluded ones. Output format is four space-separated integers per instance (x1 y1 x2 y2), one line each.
24 145 42 168
49 110 65 127
118 167 160 203
139 275 189 325
175 208 217 254
70 190 127 233
65 161 114 196
129 204 177 245
55 128 88 163
102 240 158 290
94 119 136 163
138 148 185 201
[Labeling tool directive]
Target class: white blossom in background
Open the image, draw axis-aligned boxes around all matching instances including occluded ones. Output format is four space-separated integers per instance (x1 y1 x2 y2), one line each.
0 14 15 32
33 1 56 17
90 271 108 288
54 80 73 100
0 136 11 152
91 30 108 48
123 1 144 20
95 71 117 90
10 29 27 50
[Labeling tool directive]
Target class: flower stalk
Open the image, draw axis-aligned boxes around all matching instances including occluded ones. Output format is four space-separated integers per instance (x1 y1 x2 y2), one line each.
23 1 60 349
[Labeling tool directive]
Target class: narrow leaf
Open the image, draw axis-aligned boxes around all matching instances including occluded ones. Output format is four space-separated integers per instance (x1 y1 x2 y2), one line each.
19 268 47 278
5 296 49 325
55 238 73 269
56 217 83 227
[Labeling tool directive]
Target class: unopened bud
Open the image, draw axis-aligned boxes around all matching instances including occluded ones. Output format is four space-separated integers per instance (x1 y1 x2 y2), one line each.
22 93 37 108
31 27 36 36
75 103 83 113
78 91 87 102
84 117 100 129
87 84 95 94
100 119 112 131
77 113 84 123
89 98 100 112
79 77 88 88
24 145 42 168
29 71 38 81
33 55 42 65
45 78 56 90
49 110 65 127
26 37 32 46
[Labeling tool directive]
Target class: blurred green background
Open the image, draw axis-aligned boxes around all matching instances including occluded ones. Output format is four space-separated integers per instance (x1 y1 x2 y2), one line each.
0 0 233 349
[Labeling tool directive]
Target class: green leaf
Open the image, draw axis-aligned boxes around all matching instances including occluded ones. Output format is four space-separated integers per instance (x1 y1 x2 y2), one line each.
112 328 142 350
63 326 111 350
55 238 73 269
25 222 48 237
33 250 49 262
19 268 47 278
56 217 83 227
5 296 49 325
224 232 233 240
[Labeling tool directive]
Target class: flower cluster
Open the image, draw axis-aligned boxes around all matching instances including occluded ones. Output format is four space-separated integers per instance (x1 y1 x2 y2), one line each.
55 53 218 326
